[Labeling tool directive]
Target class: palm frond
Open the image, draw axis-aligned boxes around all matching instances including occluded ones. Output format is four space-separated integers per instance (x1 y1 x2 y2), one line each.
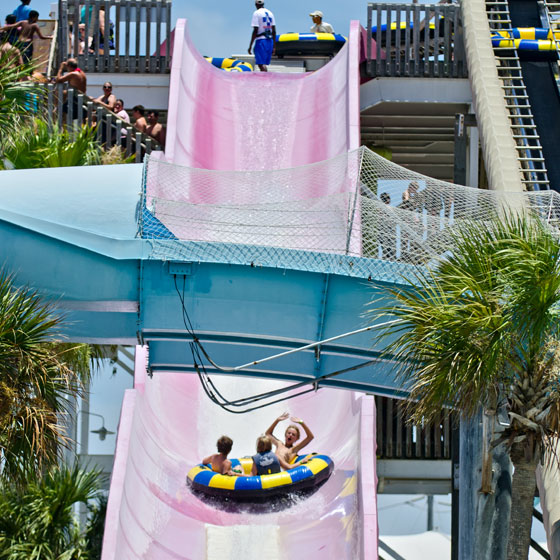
370 210 560 432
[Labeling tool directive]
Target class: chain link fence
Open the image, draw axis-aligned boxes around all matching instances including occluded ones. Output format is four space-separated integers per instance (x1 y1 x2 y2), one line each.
139 147 560 282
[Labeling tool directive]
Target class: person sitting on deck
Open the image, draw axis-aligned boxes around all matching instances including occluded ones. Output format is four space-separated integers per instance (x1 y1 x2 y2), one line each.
265 412 314 464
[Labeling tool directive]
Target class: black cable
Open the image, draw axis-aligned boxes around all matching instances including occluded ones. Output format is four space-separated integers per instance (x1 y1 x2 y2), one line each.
171 274 379 414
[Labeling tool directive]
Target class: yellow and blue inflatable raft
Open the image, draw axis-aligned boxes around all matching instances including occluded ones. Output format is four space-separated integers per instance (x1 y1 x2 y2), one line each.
205 57 253 72
491 28 560 51
187 453 334 500
275 33 346 57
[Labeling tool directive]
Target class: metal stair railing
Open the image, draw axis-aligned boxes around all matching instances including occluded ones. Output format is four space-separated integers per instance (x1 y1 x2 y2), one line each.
43 83 161 162
532 507 552 559
541 1 560 55
485 0 550 191
541 0 560 89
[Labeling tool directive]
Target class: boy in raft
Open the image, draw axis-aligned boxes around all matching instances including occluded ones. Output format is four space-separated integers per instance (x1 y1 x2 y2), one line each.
252 435 293 475
202 435 242 476
265 412 314 464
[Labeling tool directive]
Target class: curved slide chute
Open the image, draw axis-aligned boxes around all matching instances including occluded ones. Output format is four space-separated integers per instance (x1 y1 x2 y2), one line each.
103 19 377 560
102 349 376 559
164 19 361 170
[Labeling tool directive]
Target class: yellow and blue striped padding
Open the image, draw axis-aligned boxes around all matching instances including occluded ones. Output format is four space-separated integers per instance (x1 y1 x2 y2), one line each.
275 33 346 57
187 453 334 500
205 57 253 72
491 28 560 51
370 21 437 33
277 32 346 44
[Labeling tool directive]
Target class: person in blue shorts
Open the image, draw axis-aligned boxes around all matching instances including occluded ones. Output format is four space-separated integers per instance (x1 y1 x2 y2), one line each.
248 0 276 72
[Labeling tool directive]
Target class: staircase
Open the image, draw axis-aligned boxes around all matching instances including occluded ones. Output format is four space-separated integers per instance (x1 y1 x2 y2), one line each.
542 1 560 55
485 0 550 190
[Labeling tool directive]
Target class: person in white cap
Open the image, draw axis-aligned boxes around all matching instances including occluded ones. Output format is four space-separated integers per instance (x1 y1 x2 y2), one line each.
309 10 334 33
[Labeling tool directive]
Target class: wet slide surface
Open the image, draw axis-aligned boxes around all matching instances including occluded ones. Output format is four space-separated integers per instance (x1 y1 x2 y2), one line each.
164 20 360 170
103 350 374 559
103 19 376 560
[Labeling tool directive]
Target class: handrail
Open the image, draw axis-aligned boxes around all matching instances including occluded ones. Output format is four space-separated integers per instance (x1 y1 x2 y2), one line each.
47 20 58 77
42 83 162 162
365 2 467 79
58 0 172 73
532 508 551 559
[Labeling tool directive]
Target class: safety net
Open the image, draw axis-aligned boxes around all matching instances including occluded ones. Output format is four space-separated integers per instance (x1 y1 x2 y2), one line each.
140 146 560 283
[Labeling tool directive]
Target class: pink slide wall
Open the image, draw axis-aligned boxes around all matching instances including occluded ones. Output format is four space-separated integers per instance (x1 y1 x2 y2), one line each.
102 348 377 559
164 20 361 170
103 20 378 560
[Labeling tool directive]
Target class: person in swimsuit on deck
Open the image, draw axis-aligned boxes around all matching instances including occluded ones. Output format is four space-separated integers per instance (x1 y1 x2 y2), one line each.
265 412 314 465
1 10 52 65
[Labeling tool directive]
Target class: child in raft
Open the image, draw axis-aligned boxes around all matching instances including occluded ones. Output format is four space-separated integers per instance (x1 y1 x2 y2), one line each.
202 435 242 476
265 412 314 464
252 435 293 475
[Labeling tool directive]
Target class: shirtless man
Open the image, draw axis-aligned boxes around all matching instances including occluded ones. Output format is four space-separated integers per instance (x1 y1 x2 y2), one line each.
265 412 314 464
1 10 52 65
146 110 165 146
55 58 87 93
132 105 147 133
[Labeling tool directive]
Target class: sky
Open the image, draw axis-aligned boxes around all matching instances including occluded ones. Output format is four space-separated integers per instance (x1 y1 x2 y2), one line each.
27 0 441 57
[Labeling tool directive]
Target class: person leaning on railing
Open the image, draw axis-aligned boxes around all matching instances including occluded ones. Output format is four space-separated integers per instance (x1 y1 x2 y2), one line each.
54 58 87 117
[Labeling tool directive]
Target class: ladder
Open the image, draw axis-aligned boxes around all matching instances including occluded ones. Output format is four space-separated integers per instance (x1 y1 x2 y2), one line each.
485 0 550 190
541 1 560 55
541 0 560 88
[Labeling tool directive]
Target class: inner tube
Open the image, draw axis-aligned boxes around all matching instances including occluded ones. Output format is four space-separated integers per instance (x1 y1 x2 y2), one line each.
370 20 446 41
205 57 253 72
187 453 334 500
491 27 560 41
275 33 346 57
491 28 560 51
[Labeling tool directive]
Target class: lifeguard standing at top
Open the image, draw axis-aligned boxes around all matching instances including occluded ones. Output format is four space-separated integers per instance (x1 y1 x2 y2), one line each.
248 0 276 72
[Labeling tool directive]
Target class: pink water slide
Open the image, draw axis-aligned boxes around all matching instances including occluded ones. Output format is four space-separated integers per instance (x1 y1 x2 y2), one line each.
102 20 378 560
164 20 361 170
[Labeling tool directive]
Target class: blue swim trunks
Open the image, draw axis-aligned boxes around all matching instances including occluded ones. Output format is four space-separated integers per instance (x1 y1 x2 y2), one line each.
254 38 274 65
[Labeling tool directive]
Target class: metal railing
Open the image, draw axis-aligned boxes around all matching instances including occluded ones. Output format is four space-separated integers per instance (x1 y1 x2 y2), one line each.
42 83 161 162
375 395 455 460
365 2 467 78
57 0 172 73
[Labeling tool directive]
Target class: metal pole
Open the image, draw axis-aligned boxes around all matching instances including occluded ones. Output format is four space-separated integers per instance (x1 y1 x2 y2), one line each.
427 495 434 531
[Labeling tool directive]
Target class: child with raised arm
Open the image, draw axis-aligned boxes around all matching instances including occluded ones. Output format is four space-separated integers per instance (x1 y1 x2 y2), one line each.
1 10 52 65
265 412 314 464
202 435 241 476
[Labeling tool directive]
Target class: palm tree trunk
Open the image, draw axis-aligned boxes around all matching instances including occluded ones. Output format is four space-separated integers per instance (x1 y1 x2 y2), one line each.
507 443 538 560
